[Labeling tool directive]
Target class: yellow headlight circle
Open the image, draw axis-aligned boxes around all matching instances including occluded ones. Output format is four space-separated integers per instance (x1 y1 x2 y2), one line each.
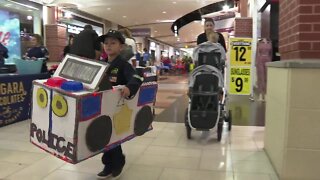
36 88 48 108
52 94 68 117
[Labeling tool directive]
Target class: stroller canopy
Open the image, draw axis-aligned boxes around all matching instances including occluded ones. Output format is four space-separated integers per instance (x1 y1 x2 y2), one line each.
189 65 224 89
193 42 226 65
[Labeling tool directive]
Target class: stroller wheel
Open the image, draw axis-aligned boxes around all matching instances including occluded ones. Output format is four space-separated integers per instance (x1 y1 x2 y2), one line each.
217 120 223 142
185 108 192 139
186 125 192 139
228 110 232 131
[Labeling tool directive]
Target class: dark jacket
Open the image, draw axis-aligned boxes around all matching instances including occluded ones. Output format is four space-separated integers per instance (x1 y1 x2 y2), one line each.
197 32 227 51
104 55 142 97
70 29 100 59
26 46 49 59
0 43 8 61
63 45 71 57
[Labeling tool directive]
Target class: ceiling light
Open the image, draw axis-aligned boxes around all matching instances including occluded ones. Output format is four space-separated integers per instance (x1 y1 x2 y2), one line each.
154 30 158 32
107 8 111 10
123 16 127 18
64 12 72 18
172 1 176 4
162 11 166 14
156 19 175 23
223 5 230 11
28 9 33 11
5 3 12 7
27 15 33 20
7 0 39 10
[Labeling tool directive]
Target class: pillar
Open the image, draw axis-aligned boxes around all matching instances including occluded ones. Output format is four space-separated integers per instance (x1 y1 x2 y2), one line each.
265 1 320 180
279 0 320 60
43 6 66 62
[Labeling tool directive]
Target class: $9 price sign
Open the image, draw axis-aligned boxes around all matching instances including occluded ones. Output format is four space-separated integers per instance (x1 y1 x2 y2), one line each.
230 67 251 95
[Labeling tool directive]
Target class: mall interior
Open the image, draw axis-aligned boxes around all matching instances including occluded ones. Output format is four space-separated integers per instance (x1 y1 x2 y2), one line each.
0 0 320 179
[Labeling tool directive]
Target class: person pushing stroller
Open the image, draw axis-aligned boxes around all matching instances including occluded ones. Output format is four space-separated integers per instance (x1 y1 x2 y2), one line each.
193 31 226 70
185 31 231 140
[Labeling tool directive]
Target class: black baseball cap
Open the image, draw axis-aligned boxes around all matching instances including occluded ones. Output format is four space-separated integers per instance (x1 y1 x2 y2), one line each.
99 29 125 44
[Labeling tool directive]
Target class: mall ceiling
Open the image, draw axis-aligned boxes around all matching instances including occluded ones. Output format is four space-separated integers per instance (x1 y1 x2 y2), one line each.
40 0 232 48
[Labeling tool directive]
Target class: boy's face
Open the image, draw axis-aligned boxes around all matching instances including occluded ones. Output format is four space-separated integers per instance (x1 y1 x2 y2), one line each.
103 37 123 56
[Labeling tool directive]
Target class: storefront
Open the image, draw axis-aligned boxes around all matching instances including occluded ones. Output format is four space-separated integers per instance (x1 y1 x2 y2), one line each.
58 10 104 36
0 0 43 63
44 8 106 62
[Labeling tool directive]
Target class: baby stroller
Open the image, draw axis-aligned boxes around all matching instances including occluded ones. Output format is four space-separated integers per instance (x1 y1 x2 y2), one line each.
185 51 232 141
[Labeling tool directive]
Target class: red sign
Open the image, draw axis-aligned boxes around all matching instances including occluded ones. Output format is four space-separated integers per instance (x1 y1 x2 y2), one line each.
0 31 11 46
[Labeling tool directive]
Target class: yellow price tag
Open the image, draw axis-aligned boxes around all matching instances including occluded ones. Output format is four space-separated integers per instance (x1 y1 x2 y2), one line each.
229 67 251 95
230 38 252 66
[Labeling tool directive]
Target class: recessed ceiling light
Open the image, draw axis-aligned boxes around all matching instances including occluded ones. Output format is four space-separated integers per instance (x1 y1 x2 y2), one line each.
157 19 175 23
223 5 230 11
107 8 111 10
154 30 158 32
27 15 33 20
172 1 177 4
162 11 166 14
123 16 127 18
64 12 72 18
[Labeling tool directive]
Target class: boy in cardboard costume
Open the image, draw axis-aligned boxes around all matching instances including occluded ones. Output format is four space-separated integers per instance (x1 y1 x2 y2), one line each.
97 30 142 179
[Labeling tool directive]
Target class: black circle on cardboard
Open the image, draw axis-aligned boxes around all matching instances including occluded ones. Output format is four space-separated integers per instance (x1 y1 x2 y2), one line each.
134 106 154 136
86 115 112 152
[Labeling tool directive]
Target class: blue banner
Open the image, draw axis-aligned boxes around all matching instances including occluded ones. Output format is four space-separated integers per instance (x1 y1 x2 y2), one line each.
0 73 50 127
0 9 21 63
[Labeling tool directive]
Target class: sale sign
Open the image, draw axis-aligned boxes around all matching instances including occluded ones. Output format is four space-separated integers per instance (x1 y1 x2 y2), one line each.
0 10 21 63
229 38 252 95
230 38 252 66
229 67 251 95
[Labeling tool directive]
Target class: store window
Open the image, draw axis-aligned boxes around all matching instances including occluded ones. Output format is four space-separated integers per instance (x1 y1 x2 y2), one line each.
58 11 104 39
0 0 42 62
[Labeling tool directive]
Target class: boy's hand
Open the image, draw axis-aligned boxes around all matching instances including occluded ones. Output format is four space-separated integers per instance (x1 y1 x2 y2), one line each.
121 86 130 98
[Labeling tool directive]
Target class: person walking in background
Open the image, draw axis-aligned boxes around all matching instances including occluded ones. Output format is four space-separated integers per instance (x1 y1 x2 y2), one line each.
63 34 74 57
197 18 226 51
141 48 150 67
119 28 137 66
70 25 101 60
24 34 49 72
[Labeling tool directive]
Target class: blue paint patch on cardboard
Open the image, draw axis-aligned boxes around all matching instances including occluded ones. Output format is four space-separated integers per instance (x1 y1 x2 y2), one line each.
137 85 157 106
81 94 102 121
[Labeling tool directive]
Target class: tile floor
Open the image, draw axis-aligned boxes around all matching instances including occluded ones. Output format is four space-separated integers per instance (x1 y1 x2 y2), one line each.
0 75 278 180
0 120 278 180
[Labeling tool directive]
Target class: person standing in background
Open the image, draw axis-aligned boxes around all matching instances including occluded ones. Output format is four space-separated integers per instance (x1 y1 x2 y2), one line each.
0 42 8 66
197 18 226 51
255 38 272 101
70 25 101 60
63 34 74 57
24 34 49 72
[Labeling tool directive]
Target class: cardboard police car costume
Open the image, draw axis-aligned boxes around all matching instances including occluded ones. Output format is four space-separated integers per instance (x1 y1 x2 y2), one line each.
30 54 157 164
